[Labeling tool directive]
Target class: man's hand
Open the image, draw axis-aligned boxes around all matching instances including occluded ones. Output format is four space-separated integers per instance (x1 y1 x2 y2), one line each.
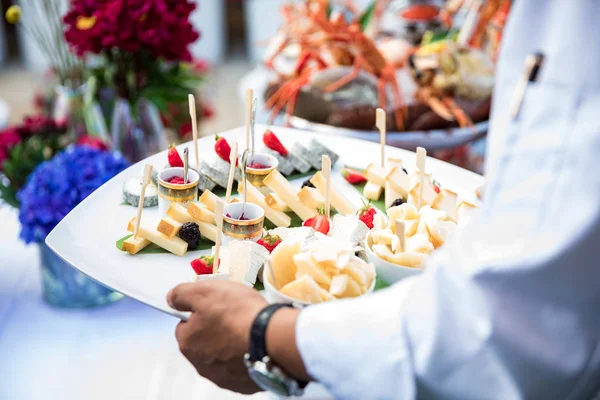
167 280 267 394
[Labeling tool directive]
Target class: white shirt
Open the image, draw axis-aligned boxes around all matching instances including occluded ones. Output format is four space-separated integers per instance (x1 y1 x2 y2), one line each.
296 1 600 399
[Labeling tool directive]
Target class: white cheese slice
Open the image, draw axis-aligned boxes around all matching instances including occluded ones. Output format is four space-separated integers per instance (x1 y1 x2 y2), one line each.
408 180 437 208
195 272 230 282
263 170 315 221
364 163 388 186
386 166 411 199
127 217 188 256
310 171 359 215
431 189 458 222
329 214 370 246
267 227 316 247
363 180 383 201
219 241 270 287
241 181 291 227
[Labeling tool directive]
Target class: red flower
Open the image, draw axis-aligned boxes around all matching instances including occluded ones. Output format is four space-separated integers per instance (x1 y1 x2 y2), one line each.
64 0 200 62
201 102 215 120
193 59 210 74
17 115 67 138
0 128 22 168
76 135 108 151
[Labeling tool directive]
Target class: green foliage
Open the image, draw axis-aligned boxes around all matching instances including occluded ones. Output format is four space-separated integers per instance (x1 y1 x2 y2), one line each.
116 233 213 254
359 1 377 31
0 135 64 208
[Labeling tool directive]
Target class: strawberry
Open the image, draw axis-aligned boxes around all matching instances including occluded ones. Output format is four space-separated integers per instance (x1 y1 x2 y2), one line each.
215 134 233 163
357 201 376 229
433 179 441 194
342 168 367 184
263 129 288 157
303 208 330 235
257 234 282 253
168 145 184 167
190 256 218 275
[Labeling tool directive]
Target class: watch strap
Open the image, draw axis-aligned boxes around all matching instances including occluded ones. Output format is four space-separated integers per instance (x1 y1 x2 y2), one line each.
249 303 293 362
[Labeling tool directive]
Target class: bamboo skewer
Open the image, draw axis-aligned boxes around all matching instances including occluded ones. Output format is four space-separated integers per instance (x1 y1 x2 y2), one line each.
376 108 386 168
395 220 406 253
416 147 426 209
225 141 238 203
322 155 332 219
134 164 153 239
188 94 199 172
213 199 224 274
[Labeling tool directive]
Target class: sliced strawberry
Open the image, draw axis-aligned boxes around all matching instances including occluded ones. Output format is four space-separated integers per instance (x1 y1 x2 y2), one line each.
168 145 184 167
263 129 288 157
215 134 233 163
303 208 330 235
342 168 367 184
257 234 282 253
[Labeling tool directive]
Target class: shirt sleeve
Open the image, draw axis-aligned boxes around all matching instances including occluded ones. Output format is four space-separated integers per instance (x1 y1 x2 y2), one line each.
296 1 600 399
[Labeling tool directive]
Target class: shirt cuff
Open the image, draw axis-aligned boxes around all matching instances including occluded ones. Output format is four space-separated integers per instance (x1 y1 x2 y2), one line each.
296 278 418 399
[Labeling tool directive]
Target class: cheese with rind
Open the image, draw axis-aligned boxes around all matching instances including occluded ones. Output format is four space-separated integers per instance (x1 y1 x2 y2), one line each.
220 241 270 287
122 235 150 255
157 216 183 238
187 202 215 223
199 190 220 212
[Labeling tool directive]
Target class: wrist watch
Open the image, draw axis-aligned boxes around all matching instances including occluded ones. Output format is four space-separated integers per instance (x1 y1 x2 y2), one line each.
244 304 309 397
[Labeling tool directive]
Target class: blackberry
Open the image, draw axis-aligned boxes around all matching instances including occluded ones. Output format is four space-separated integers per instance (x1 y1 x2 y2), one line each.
390 198 406 208
301 177 315 188
179 222 201 250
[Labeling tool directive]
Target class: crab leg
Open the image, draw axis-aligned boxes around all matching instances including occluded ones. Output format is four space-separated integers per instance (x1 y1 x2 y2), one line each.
265 35 291 70
442 97 474 128
324 56 365 93
382 66 406 131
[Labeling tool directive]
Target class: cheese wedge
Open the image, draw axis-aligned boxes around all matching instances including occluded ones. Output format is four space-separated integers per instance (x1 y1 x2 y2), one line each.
199 190 220 212
127 217 188 256
188 202 216 223
363 181 383 201
279 275 322 304
297 187 325 210
264 192 292 212
122 235 151 255
220 241 270 287
157 216 183 238
457 200 478 226
310 171 358 215
386 167 411 199
263 170 315 221
329 274 349 296
293 252 333 288
364 163 388 186
240 181 291 227
270 239 301 288
408 180 438 208
385 160 404 208
431 189 458 221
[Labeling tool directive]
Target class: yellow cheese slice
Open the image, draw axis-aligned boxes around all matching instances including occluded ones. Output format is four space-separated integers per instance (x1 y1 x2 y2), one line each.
122 235 150 255
364 163 388 186
264 192 292 212
198 221 218 243
297 187 325 210
386 166 411 198
157 216 183 238
241 181 291 228
187 202 216 223
363 181 383 201
329 274 349 296
127 217 188 256
199 190 220 212
293 252 333 288
263 170 315 221
431 189 458 221
310 171 358 216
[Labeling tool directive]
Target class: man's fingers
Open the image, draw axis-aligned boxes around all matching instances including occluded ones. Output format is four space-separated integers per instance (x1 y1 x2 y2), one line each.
167 282 203 312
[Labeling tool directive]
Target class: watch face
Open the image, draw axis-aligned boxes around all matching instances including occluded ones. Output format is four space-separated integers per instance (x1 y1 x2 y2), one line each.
248 364 290 397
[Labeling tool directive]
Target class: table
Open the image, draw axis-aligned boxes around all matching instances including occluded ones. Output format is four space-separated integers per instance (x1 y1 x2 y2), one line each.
0 205 266 400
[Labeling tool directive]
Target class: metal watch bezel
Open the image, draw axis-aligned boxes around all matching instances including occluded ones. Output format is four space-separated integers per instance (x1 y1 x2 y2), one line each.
244 354 304 397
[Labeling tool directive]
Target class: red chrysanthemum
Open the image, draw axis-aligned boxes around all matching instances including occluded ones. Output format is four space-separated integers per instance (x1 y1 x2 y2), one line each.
0 129 22 168
63 0 200 61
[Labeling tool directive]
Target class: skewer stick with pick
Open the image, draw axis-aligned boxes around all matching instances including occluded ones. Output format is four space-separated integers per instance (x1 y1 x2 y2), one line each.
416 147 426 209
394 219 406 253
376 108 386 168
225 141 238 203
213 199 224 274
134 164 153 239
322 155 332 219
245 89 253 151
188 94 199 172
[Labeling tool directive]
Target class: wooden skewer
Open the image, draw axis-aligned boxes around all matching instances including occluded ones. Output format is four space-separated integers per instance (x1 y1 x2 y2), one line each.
213 199 224 274
134 164 153 239
322 155 332 219
376 108 386 168
394 219 405 253
188 94 199 172
416 147 426 209
245 89 253 151
225 141 238 203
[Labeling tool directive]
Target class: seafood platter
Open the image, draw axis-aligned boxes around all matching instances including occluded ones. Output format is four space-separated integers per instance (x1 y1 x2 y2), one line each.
248 0 510 149
46 95 484 318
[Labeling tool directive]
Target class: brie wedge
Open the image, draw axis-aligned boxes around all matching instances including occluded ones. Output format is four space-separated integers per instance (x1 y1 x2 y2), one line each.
219 241 270 287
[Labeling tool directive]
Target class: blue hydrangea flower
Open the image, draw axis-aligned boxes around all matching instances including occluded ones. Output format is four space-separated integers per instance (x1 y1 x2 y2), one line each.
17 146 129 244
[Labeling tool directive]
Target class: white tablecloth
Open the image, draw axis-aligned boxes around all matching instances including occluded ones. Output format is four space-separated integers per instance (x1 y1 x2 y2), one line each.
0 205 267 400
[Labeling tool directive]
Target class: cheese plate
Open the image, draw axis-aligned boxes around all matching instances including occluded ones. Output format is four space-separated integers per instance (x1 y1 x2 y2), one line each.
46 125 484 319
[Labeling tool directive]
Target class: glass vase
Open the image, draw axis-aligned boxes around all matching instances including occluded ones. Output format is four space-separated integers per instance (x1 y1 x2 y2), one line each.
110 98 168 163
40 243 123 308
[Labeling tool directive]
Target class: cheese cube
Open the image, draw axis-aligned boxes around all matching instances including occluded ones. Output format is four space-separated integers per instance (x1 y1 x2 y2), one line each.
263 170 315 221
157 216 183 238
386 167 411 198
431 189 458 221
310 171 359 215
199 190 220 212
297 187 325 210
264 192 292 212
364 163 388 186
122 235 151 255
408 180 438 208
188 202 216 223
363 181 383 200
